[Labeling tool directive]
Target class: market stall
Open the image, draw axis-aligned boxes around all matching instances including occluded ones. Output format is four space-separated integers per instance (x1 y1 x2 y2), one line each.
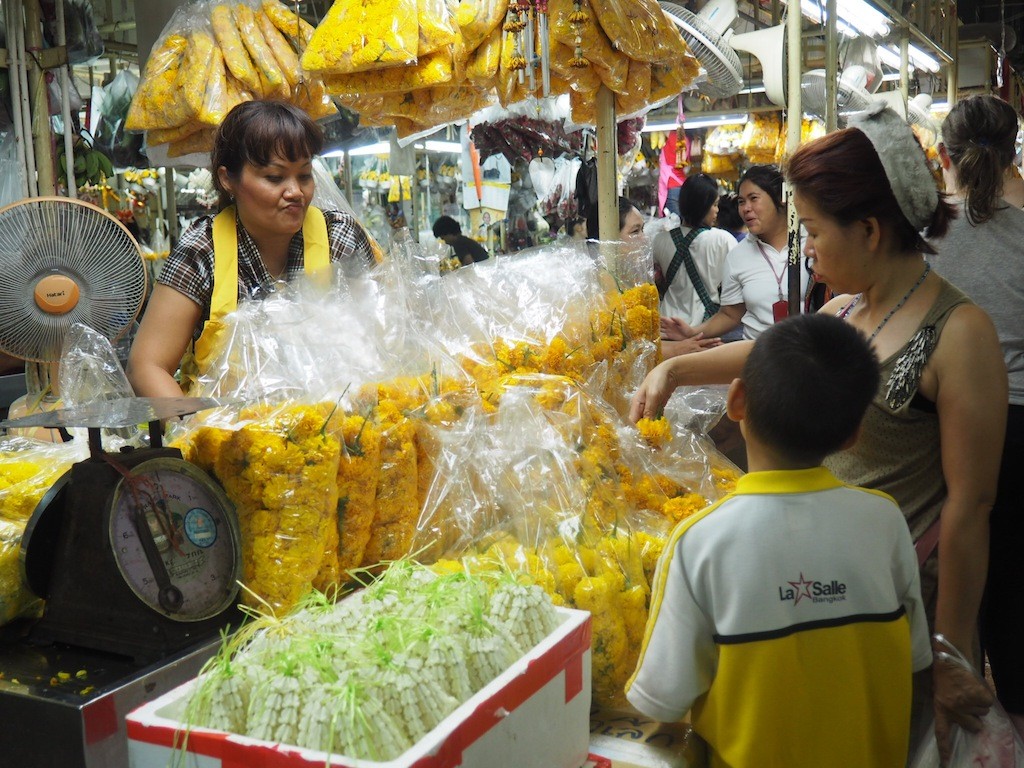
0 0 1010 765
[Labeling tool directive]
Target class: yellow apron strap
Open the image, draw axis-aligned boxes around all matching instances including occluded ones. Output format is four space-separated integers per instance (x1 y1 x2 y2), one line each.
302 205 330 288
193 205 329 377
192 206 241 372
210 205 240 315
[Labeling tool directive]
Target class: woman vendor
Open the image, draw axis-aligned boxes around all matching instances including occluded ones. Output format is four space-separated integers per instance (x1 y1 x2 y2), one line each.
630 104 1007 762
127 100 374 397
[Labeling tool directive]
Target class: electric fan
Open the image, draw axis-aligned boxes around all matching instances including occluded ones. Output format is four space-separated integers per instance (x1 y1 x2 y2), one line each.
801 67 875 126
0 196 147 438
872 91 939 147
660 0 788 106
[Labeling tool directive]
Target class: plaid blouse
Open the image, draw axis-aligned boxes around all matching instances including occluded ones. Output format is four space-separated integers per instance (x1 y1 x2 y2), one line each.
158 208 374 340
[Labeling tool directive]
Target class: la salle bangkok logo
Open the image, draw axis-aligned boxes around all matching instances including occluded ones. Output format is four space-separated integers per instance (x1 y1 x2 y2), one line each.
778 572 848 605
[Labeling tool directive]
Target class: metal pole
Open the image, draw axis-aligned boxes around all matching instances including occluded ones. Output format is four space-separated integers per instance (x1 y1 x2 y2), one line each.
786 3 803 316
824 0 838 133
24 0 55 195
899 34 910 103
947 6 958 107
5 0 31 199
595 85 617 241
165 167 178 242
343 149 354 203
55 0 77 200
13 0 38 196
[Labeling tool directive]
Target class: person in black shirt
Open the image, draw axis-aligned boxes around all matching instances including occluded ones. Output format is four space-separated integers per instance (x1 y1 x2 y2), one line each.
432 215 490 265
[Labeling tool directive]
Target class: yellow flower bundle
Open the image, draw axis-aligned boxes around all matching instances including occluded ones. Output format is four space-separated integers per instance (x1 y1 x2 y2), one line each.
453 0 508 50
300 0 419 75
361 399 419 567
322 410 383 578
432 527 666 708
0 517 41 627
128 1 335 153
125 34 189 130
212 405 341 614
0 456 75 521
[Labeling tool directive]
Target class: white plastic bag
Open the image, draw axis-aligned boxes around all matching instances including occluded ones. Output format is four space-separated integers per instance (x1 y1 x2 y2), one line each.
910 636 1024 768
0 131 26 207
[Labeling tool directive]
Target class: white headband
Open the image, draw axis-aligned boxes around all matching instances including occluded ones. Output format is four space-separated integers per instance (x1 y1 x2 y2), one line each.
847 102 939 232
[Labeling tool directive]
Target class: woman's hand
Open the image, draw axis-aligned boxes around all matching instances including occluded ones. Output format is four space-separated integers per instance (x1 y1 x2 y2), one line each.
661 316 698 341
630 359 682 422
663 335 722 359
932 652 994 765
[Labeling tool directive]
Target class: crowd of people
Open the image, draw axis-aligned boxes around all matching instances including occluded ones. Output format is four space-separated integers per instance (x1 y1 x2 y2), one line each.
117 93 1023 767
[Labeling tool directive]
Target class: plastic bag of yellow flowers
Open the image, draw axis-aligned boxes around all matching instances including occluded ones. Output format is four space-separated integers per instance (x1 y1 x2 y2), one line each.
420 374 735 708
0 437 87 627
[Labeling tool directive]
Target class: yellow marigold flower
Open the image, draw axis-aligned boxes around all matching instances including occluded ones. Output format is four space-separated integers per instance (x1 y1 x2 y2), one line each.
662 493 707 524
361 409 418 566
125 34 189 131
712 465 741 496
321 48 455 96
301 0 419 75
636 416 672 450
211 406 341 614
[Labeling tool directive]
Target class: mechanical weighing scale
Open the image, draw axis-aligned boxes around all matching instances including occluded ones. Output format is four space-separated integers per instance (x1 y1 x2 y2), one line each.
0 396 242 768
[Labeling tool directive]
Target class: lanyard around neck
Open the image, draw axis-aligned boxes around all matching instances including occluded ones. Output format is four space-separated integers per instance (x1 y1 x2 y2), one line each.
756 239 786 301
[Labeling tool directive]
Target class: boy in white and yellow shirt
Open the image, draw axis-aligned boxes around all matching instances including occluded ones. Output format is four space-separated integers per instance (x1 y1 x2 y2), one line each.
627 314 931 768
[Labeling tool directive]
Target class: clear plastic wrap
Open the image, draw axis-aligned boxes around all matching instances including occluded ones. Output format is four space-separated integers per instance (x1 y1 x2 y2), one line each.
422 373 737 707
232 2 288 98
465 25 502 85
321 48 455 95
614 59 652 117
167 239 745 706
128 0 328 143
300 0 419 75
417 0 461 55
0 437 88 627
262 0 315 48
548 0 629 94
453 0 509 51
590 0 679 63
124 16 192 131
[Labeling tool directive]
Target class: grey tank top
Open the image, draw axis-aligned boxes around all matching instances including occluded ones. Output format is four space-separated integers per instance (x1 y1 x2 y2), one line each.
825 277 971 543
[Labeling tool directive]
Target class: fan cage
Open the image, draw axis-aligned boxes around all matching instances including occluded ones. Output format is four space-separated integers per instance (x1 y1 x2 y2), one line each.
0 197 147 363
661 2 744 99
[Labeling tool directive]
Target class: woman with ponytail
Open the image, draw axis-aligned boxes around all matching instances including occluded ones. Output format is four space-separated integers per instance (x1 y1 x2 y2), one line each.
933 94 1024 739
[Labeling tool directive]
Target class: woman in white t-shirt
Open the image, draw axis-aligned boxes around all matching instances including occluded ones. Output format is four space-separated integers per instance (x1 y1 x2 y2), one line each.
662 165 809 351
653 174 736 328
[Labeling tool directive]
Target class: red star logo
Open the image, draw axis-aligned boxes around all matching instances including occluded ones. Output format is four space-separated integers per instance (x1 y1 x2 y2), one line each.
788 573 814 605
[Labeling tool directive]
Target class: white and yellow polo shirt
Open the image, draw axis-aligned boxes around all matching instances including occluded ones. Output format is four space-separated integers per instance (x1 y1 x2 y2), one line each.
626 467 932 768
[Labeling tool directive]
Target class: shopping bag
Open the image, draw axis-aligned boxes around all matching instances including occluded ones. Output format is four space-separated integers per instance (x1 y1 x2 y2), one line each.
910 636 1024 768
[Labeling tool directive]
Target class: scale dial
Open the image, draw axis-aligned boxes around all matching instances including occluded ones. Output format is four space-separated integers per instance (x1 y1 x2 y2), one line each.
108 458 240 622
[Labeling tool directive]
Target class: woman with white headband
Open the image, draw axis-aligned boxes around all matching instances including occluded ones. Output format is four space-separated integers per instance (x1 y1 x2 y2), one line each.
630 103 1007 763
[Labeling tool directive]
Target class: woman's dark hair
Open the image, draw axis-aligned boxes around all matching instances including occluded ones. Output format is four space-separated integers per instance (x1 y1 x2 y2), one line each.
678 174 720 228
716 192 744 233
739 164 785 211
743 314 880 465
942 94 1019 225
786 128 954 254
212 100 325 210
586 196 638 239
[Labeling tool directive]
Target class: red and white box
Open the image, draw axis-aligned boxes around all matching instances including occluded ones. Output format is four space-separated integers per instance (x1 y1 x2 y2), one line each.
127 608 592 768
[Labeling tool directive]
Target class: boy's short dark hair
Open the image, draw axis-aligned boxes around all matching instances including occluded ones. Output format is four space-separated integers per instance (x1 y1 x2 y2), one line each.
432 215 462 238
742 314 880 465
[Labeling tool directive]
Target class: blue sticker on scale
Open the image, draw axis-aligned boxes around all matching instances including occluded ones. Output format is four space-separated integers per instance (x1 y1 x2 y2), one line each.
184 508 218 548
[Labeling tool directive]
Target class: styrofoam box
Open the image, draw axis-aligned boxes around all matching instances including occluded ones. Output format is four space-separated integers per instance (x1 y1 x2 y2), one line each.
127 607 592 768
